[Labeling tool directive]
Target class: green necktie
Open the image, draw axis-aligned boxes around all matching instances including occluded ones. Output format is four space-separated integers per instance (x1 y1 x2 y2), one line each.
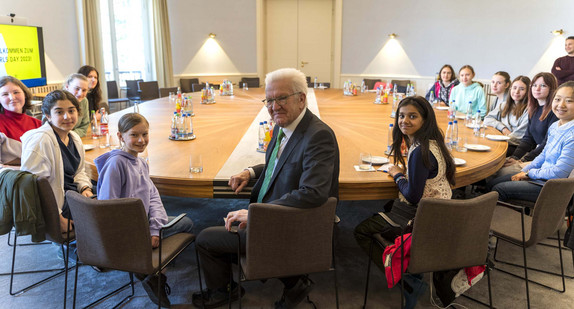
257 129 285 203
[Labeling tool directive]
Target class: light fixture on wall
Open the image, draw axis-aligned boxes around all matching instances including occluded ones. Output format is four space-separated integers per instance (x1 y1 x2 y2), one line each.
551 29 564 36
209 33 216 39
388 33 397 39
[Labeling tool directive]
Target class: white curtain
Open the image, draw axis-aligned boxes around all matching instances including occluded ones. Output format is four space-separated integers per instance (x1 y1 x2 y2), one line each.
76 0 108 101
151 0 174 88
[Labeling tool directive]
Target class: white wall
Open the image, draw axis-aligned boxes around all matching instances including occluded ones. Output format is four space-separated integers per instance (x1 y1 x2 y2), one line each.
167 0 257 78
0 0 81 84
342 0 574 80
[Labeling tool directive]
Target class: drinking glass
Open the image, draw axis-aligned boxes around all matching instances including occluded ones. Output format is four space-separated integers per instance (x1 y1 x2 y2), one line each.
189 154 203 173
480 124 486 138
242 82 248 90
108 132 120 150
456 137 468 152
359 153 372 170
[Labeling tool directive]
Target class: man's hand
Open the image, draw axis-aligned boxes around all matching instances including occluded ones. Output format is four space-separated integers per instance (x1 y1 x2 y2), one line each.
59 214 73 233
228 170 251 194
151 236 160 248
511 171 529 181
503 157 518 167
225 209 248 231
81 188 94 197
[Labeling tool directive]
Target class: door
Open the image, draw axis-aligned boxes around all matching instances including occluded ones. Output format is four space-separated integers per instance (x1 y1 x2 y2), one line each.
265 0 333 83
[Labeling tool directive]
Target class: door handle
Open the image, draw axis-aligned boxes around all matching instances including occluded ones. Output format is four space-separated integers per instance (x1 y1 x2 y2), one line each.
301 61 309 68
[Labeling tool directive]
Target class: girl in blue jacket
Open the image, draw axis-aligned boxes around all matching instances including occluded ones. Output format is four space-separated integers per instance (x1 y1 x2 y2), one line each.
491 81 574 203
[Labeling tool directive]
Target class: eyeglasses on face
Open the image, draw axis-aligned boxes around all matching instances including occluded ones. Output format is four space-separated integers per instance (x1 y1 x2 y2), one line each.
262 92 301 107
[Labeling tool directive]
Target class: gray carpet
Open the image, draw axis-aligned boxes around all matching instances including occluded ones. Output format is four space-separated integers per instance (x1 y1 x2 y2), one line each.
1 196 574 308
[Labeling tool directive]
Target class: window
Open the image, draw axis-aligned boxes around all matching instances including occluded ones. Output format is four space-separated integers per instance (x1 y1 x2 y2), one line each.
100 0 153 87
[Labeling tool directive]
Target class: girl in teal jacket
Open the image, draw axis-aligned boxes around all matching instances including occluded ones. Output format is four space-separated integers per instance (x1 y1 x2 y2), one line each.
450 65 487 117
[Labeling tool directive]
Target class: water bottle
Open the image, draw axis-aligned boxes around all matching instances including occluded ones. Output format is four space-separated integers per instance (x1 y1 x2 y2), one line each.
258 122 265 150
374 87 381 104
133 102 140 113
474 111 481 137
263 121 271 150
429 90 435 107
465 101 473 126
445 121 453 150
361 80 366 93
387 123 393 154
91 110 100 139
448 100 456 120
393 84 397 95
391 94 398 118
178 113 187 140
99 108 109 136
314 77 318 88
186 95 194 116
170 112 178 139
186 113 194 138
99 108 109 148
452 120 459 148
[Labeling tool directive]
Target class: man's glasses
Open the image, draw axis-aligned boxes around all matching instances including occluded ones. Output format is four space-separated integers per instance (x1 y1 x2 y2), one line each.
262 92 301 107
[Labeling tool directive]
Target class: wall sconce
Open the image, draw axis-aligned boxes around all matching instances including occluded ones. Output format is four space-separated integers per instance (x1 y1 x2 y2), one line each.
388 33 397 39
551 29 564 36
209 33 216 39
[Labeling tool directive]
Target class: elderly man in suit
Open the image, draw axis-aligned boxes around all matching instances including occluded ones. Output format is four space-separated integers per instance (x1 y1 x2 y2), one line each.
193 68 340 309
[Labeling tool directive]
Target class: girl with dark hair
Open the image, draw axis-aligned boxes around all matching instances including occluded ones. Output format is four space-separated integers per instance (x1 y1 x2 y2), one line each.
425 64 459 106
0 76 41 164
504 72 558 169
77 65 102 113
489 71 511 112
484 76 531 156
21 90 93 232
491 81 574 203
449 65 487 116
94 113 193 308
354 96 455 271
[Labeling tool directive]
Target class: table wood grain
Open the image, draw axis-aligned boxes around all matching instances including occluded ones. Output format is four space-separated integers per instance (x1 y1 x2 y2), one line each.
83 88 506 200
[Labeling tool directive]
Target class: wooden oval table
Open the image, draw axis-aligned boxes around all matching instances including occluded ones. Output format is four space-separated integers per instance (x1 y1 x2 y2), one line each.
83 88 506 200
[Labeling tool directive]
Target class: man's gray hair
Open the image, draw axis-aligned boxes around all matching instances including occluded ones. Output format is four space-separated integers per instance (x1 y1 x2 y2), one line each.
265 68 308 98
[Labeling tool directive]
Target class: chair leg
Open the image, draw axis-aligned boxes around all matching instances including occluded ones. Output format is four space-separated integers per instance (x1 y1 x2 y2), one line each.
363 238 374 309
237 232 242 309
487 266 493 308
332 226 339 309
556 231 566 293
520 211 531 309
494 235 568 293
79 272 133 308
460 266 496 308
195 243 206 309
7 233 71 296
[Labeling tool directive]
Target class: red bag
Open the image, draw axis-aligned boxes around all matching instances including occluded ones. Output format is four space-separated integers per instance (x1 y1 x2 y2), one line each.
382 233 412 288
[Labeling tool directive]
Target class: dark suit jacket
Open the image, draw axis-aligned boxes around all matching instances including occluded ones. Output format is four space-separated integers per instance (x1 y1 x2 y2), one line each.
250 109 340 208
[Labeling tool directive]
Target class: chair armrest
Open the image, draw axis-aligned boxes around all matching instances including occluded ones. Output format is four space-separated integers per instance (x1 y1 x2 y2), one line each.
161 213 186 230
527 179 546 187
378 212 401 228
496 200 526 210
